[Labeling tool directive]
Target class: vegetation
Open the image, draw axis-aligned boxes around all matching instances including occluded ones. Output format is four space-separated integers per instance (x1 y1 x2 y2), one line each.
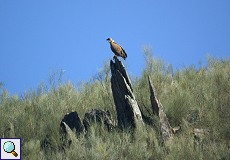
0 51 230 159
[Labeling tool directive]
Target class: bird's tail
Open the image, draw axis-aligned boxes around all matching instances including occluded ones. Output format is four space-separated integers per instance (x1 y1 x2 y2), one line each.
123 53 127 60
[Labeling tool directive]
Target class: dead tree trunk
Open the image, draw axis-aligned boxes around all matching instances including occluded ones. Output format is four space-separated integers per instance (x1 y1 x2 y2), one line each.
110 57 143 130
148 76 173 142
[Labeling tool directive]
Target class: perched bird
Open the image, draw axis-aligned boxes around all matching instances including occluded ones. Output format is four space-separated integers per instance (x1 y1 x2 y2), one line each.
106 38 127 60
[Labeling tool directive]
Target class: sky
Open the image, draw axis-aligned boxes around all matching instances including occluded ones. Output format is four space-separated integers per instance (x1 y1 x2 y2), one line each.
0 0 230 95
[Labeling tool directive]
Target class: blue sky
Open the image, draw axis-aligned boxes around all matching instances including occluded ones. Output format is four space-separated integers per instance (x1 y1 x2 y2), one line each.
0 1 230 95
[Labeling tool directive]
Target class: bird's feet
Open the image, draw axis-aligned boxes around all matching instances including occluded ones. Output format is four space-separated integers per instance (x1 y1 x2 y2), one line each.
113 55 117 60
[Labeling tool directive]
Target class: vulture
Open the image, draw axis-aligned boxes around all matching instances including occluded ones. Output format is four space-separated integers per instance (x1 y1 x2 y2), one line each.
107 38 127 60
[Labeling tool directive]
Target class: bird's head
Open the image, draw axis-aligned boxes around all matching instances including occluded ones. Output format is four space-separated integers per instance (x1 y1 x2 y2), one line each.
106 38 114 43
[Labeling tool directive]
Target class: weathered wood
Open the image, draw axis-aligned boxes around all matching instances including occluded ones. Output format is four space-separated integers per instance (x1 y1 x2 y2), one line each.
110 57 143 130
148 76 173 142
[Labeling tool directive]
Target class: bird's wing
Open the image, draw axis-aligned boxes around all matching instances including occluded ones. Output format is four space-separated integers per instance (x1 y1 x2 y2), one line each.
111 42 127 60
120 46 127 59
111 42 120 55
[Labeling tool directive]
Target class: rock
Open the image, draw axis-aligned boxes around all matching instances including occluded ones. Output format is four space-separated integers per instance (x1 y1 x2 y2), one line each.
158 102 174 143
148 76 159 116
83 109 114 132
60 111 85 147
60 111 85 136
193 128 210 149
148 76 174 143
193 128 209 139
110 57 143 130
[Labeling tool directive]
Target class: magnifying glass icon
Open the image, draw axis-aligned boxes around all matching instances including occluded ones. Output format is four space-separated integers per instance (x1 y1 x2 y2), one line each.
3 141 18 157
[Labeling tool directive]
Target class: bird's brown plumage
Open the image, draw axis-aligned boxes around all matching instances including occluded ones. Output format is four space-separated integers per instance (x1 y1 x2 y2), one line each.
107 38 127 60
